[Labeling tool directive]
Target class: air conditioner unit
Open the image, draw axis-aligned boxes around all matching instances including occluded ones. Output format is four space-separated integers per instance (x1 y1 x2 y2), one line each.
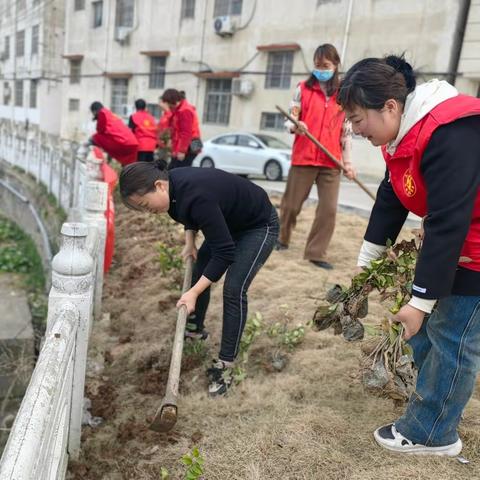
232 78 254 97
114 26 133 43
213 16 235 37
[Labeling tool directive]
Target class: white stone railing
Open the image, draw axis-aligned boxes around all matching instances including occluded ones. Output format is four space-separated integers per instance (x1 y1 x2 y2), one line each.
0 119 110 478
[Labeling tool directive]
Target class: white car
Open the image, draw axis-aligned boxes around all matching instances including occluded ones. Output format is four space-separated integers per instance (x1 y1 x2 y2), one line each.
193 132 291 181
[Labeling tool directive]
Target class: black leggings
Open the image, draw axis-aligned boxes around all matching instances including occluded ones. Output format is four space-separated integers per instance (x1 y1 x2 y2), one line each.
190 207 279 362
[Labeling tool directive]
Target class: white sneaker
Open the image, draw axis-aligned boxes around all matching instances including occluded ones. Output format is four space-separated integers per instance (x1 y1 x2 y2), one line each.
374 424 462 457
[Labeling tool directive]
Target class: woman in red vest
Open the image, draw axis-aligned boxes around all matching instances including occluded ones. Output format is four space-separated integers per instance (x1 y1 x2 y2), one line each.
338 54 480 456
277 44 355 270
90 102 138 166
160 89 202 170
128 99 158 162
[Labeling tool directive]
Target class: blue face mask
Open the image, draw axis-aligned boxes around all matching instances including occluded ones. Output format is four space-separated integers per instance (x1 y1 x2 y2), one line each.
312 69 334 82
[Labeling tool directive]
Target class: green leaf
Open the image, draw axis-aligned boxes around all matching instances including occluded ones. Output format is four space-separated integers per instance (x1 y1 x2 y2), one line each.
192 447 200 458
161 467 170 479
182 456 193 466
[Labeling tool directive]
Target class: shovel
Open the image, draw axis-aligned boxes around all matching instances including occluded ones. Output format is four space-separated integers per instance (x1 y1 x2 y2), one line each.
149 255 194 432
276 105 376 202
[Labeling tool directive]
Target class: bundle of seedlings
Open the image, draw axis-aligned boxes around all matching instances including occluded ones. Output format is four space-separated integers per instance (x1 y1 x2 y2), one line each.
312 238 420 401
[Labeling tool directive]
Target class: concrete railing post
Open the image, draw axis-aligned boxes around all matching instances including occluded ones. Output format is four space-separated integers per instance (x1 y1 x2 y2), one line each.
49 222 94 459
73 142 89 211
83 181 108 321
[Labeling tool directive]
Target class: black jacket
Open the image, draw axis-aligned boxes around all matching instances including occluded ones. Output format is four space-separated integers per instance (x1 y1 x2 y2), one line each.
168 167 272 282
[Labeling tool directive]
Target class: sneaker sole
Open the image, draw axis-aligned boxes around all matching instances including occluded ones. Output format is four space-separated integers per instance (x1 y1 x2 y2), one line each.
373 431 462 457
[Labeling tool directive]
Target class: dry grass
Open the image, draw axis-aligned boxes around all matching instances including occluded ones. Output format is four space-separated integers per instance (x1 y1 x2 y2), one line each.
69 194 480 480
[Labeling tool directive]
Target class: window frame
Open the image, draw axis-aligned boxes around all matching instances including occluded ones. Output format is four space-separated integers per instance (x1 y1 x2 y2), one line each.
203 78 232 125
92 0 103 28
149 56 166 89
265 51 294 90
110 78 129 116
181 0 195 19
69 59 82 84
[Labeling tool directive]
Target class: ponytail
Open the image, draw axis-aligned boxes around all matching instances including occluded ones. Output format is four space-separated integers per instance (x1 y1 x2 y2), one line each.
337 54 416 111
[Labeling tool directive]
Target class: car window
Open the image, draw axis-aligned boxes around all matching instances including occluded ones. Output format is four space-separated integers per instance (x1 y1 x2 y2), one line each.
238 135 260 148
212 135 237 146
255 134 290 149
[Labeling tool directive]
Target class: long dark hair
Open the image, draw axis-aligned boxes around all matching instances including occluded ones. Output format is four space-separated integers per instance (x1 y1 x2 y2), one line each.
305 43 341 96
119 161 169 210
337 54 416 111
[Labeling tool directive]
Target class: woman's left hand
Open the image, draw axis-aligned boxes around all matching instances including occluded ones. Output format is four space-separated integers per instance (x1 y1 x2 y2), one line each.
176 289 198 314
343 163 356 180
393 304 425 340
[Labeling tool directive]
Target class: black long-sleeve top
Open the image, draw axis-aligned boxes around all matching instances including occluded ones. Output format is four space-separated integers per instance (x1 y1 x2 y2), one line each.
364 115 480 299
167 167 273 282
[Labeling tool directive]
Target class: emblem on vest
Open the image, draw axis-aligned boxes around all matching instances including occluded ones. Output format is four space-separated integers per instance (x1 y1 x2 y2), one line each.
403 169 416 197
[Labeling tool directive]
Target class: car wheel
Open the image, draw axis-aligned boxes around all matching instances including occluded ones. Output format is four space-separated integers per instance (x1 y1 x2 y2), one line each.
200 157 215 168
264 160 282 181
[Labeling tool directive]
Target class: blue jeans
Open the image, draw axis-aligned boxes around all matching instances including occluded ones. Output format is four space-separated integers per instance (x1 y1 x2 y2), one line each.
395 295 480 446
190 207 279 362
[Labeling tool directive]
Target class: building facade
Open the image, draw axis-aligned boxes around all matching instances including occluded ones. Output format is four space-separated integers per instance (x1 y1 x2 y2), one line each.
1 0 477 177
0 0 65 135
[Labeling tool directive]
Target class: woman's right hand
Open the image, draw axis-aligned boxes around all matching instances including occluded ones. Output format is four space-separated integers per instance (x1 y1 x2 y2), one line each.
293 121 308 135
181 244 198 261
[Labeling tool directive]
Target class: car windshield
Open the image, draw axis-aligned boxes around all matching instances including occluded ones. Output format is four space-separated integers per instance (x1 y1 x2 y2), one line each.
255 134 290 149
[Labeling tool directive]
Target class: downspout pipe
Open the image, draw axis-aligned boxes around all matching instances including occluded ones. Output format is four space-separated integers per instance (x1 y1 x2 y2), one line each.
447 0 471 85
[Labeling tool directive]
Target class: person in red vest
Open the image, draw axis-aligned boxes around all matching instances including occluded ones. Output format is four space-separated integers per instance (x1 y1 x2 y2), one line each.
276 44 355 270
338 54 480 457
160 89 202 170
90 102 138 166
128 99 158 162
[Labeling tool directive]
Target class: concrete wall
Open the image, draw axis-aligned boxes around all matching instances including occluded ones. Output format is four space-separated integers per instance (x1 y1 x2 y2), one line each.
0 160 67 281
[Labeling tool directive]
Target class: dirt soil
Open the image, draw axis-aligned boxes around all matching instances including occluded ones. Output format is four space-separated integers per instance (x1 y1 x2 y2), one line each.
68 193 480 480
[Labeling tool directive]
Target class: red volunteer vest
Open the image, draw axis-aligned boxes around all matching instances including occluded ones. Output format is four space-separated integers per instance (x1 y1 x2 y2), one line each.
131 110 158 152
291 81 345 168
171 100 201 154
383 94 480 271
93 108 138 166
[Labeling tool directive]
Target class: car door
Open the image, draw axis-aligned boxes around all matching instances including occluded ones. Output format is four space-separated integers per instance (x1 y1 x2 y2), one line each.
209 134 238 172
235 135 265 175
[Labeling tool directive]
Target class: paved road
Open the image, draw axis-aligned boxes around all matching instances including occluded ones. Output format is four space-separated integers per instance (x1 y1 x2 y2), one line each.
253 178 421 226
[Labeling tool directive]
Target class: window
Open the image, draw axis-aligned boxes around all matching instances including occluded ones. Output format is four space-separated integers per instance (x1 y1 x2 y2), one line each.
238 135 260 148
17 0 26 10
149 57 166 89
31 25 39 56
3 36 10 60
212 134 237 145
147 103 160 119
70 59 81 84
111 78 129 115
16 30 25 57
260 112 284 131
203 79 232 125
69 98 80 111
265 51 294 89
74 0 85 11
14 80 23 107
3 82 11 104
30 79 38 108
181 0 195 19
115 0 134 27
213 0 242 16
92 1 103 27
